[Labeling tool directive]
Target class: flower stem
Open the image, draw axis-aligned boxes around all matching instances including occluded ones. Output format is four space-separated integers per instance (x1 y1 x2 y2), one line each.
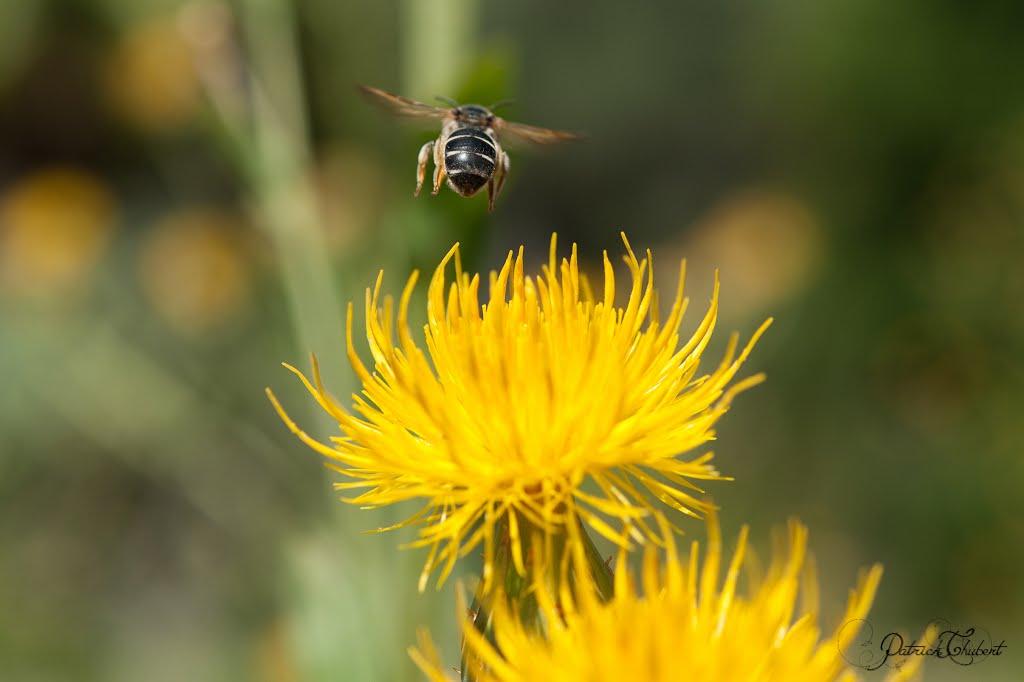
577 515 616 602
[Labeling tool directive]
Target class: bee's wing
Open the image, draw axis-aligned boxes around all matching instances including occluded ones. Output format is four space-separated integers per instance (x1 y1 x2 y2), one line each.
494 118 582 144
357 85 451 120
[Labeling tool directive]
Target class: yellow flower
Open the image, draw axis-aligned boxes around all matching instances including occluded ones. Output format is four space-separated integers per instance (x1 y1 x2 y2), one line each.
413 515 925 682
269 234 770 589
0 168 116 295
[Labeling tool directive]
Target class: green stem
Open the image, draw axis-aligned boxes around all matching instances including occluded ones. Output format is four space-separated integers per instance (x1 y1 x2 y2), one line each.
400 0 476 97
235 0 349 408
577 515 616 602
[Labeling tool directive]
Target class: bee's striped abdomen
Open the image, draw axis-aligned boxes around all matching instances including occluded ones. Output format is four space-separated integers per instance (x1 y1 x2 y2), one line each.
444 128 496 196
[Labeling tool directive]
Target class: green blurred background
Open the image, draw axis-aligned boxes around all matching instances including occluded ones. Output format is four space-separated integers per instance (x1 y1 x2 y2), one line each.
2 0 1022 680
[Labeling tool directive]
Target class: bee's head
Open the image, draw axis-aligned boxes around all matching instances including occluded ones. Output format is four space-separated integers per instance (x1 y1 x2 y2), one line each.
455 105 495 128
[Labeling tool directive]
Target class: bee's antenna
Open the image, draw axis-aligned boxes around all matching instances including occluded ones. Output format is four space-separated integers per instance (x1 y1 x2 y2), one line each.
488 98 515 112
435 95 459 108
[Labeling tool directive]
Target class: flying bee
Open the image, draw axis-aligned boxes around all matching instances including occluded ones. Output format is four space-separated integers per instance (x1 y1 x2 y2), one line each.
359 84 579 212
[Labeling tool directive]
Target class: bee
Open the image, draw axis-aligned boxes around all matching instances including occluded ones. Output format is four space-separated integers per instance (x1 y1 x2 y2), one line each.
359 85 579 212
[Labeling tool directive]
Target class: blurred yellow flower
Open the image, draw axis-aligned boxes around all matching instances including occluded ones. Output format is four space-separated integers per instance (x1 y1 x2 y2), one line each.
269 234 770 589
0 167 116 295
414 515 924 682
105 18 202 131
138 208 252 335
679 189 824 315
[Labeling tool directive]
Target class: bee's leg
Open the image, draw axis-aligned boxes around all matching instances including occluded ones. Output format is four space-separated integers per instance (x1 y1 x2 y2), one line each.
415 140 434 196
486 177 496 213
487 150 510 211
431 140 446 195
494 150 510 199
